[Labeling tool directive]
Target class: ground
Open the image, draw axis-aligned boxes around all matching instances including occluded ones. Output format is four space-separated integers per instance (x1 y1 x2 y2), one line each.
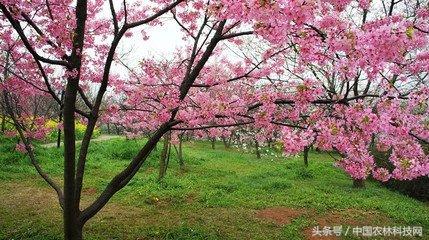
0 136 428 240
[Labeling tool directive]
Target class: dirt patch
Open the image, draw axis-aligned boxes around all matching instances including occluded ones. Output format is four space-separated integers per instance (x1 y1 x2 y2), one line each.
1 182 60 208
255 207 305 225
305 209 392 240
185 193 197 204
82 187 97 195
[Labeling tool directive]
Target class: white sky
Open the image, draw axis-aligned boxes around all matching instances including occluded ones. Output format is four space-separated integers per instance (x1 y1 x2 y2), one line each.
118 19 185 62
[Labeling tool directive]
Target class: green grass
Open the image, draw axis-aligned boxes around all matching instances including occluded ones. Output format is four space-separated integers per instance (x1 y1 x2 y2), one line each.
0 135 428 239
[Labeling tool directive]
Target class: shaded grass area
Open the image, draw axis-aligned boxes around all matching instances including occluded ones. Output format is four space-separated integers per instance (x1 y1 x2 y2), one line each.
0 135 428 239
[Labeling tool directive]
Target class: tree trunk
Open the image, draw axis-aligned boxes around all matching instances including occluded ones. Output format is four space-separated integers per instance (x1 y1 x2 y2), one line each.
107 123 111 134
255 140 261 159
178 135 185 170
173 134 185 171
115 124 120 135
56 108 63 148
56 92 65 148
63 78 80 240
303 146 310 167
57 128 62 148
211 138 215 149
63 3 88 233
353 179 365 188
158 133 170 181
76 226 83 240
1 114 5 132
63 80 79 240
65 223 83 240
222 137 230 149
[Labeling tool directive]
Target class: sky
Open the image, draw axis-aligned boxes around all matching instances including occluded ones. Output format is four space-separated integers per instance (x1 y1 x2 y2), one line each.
118 19 185 63
99 1 187 71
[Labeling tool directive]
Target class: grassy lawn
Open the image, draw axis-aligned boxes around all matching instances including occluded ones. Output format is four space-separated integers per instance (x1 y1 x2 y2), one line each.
0 136 428 239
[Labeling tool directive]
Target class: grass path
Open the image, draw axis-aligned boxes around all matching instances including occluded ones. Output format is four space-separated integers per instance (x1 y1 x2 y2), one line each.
40 134 123 148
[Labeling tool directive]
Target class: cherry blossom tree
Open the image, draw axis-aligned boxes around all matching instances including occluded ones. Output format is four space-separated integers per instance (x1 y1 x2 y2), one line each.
1 0 429 239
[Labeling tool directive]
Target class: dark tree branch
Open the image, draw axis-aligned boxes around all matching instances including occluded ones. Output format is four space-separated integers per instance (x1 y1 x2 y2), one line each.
220 31 253 40
171 10 195 39
172 121 254 131
77 86 93 109
0 4 69 66
45 0 54 20
125 0 185 29
109 0 119 35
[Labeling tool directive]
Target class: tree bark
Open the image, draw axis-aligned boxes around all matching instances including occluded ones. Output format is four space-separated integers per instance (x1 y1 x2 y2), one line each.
1 114 5 132
222 136 232 149
63 0 88 238
56 111 63 148
211 138 215 149
56 91 65 148
63 79 80 240
64 223 83 240
255 140 261 159
76 226 83 240
303 146 310 167
158 132 170 181
222 137 230 149
56 128 62 148
115 124 120 135
177 134 185 170
173 134 185 171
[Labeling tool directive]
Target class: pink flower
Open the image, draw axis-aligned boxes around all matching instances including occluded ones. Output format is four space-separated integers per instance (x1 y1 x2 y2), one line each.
4 130 16 138
15 142 27 154
372 168 391 182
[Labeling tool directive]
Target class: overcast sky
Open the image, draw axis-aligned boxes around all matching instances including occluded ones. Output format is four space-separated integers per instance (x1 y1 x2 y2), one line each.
125 21 183 56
